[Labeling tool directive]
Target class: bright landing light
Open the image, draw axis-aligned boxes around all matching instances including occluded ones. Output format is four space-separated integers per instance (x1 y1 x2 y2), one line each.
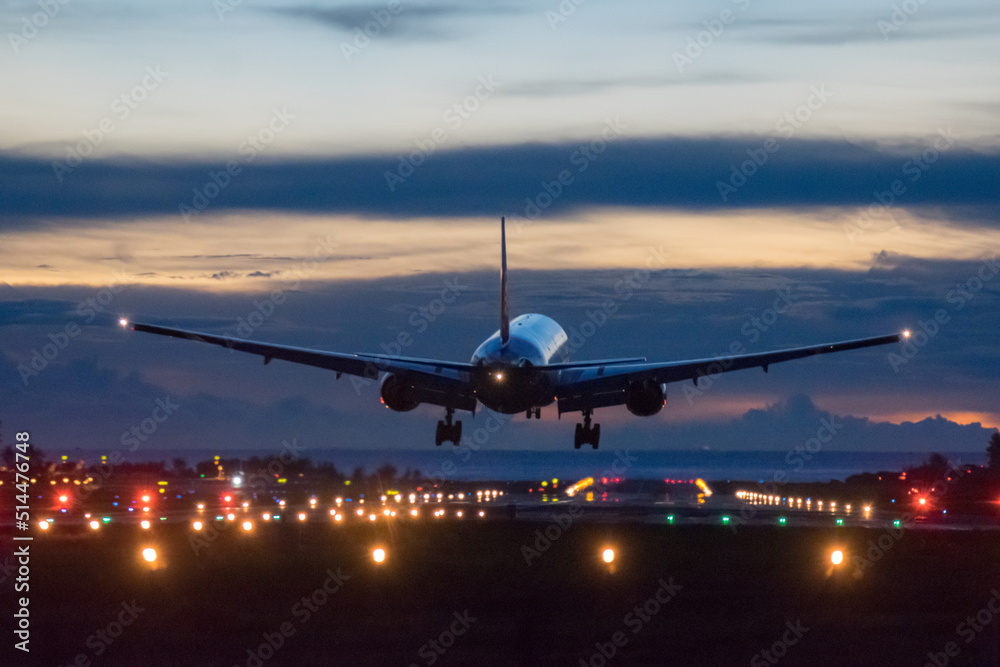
602 548 615 564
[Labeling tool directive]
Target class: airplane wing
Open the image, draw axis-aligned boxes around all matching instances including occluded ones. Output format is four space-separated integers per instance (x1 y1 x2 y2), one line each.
123 321 479 411
552 332 905 415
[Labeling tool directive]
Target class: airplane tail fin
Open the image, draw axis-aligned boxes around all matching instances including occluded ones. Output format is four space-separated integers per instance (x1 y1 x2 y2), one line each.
500 216 509 346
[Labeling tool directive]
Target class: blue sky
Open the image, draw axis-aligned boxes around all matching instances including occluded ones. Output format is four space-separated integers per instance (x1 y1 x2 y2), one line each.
1 0 998 456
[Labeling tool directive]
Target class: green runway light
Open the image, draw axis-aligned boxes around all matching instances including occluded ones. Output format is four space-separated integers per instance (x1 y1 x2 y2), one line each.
836 518 844 525
893 519 901 527
667 515 675 524
101 517 111 523
721 516 730 524
778 517 787 525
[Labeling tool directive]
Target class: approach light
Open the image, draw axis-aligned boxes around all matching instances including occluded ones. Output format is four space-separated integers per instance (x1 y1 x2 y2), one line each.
372 548 386 563
142 547 157 563
831 549 844 566
602 548 615 564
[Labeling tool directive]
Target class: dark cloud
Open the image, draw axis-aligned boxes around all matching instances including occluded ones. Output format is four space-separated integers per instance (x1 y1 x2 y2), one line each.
1 260 996 452
2 136 998 228
271 3 514 40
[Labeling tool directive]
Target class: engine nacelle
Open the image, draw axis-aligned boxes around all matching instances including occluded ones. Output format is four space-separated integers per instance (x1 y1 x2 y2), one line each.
379 373 420 412
624 380 666 417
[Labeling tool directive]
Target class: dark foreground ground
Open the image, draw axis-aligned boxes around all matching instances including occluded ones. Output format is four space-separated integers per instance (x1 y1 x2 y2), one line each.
7 518 1000 667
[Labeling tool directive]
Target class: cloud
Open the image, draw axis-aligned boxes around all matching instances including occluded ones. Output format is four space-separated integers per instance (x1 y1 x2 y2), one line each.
270 3 514 40
729 6 1000 45
2 136 998 228
2 259 997 455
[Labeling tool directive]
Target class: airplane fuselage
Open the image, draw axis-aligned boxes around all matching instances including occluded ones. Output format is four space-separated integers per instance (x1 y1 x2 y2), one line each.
469 313 568 413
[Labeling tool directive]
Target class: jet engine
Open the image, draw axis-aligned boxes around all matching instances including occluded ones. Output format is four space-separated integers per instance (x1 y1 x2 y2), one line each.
624 380 666 416
379 373 419 412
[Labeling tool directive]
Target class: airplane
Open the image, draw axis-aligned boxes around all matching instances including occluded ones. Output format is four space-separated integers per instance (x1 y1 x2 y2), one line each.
120 217 908 449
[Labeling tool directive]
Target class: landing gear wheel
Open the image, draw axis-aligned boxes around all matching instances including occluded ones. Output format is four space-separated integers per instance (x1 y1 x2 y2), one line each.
436 408 461 446
573 410 600 449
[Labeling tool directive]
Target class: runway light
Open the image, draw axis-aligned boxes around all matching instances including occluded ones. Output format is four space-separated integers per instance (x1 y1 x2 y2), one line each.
411 509 419 517
831 549 844 566
495 372 503 381
602 548 615 564
38 520 50 530
297 512 307 522
226 513 236 521
242 520 253 532
140 520 150 529
192 520 204 531
262 513 271 521
89 520 100 530
142 547 157 563
142 495 150 502
369 513 377 522
196 503 205 510
334 513 342 522
478 510 485 517
372 548 386 563
58 494 68 503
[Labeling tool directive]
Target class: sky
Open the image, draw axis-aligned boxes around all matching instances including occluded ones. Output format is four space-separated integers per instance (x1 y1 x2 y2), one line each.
1 0 998 460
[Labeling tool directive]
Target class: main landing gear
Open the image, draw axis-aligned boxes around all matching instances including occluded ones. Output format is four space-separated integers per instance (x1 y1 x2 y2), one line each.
574 409 600 450
435 407 462 446
526 407 541 419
